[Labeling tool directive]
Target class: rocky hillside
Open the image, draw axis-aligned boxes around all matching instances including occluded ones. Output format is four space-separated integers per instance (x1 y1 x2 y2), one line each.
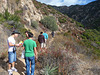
52 0 100 30
0 0 43 25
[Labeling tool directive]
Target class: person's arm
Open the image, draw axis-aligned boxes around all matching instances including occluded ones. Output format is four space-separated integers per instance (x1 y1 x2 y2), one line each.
43 36 45 43
23 42 25 50
47 34 48 39
23 47 25 50
38 36 40 42
34 47 38 59
8 42 19 47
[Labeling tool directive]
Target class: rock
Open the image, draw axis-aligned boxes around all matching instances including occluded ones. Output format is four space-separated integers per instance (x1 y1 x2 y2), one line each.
7 21 15 25
0 0 43 26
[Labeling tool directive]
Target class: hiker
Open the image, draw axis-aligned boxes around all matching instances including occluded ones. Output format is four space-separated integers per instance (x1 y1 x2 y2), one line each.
21 31 30 59
43 31 48 47
38 32 45 50
7 30 20 75
51 31 55 37
25 31 29 38
23 31 37 75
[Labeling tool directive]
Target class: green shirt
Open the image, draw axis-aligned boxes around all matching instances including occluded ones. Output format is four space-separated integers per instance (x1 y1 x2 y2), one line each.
23 39 37 57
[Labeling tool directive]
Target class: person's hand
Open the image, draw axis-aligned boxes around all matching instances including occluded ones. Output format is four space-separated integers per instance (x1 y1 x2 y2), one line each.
35 55 38 60
15 44 20 47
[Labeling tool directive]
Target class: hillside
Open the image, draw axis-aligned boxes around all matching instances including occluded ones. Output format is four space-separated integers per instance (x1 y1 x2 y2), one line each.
52 0 100 31
0 0 100 75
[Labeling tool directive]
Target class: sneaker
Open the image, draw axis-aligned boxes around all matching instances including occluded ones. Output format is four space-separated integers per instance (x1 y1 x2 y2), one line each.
24 71 26 73
24 70 31 74
8 69 13 75
11 67 17 72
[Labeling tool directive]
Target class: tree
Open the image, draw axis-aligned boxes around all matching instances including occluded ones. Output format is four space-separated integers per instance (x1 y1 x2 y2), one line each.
40 16 58 31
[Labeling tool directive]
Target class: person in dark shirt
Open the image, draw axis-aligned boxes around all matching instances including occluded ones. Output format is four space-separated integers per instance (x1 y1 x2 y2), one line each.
38 32 45 50
51 31 55 37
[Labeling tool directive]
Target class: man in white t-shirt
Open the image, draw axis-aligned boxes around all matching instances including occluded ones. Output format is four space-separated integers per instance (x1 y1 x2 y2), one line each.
7 30 20 75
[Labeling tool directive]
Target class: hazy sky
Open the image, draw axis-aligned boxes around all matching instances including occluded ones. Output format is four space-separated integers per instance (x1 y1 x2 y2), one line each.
36 0 96 6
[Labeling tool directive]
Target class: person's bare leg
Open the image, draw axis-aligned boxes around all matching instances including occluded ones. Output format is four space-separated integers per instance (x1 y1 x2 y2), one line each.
8 63 11 70
11 62 17 72
8 63 13 74
12 62 15 68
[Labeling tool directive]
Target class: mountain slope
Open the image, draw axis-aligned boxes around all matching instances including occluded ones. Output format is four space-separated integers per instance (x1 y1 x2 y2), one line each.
52 0 100 30
0 0 100 75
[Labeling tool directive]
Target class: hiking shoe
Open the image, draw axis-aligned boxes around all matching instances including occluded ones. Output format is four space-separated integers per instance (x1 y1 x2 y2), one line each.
24 71 26 73
24 70 31 74
11 67 17 72
8 69 13 75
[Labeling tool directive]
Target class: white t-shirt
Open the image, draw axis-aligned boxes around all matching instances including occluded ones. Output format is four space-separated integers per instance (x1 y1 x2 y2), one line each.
7 36 15 52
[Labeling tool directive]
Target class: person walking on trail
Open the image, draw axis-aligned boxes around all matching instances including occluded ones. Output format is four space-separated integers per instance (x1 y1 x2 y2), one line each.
43 31 48 47
38 32 45 50
23 32 37 75
51 31 55 37
7 30 20 75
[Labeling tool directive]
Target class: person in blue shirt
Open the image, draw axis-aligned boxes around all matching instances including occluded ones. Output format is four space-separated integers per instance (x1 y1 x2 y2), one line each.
43 31 48 48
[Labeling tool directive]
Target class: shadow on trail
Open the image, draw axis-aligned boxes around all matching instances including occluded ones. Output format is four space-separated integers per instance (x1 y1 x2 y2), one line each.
15 58 26 75
0 58 8 71
0 58 8 75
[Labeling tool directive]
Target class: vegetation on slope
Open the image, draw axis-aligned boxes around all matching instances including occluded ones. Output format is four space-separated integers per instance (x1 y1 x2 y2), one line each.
40 16 58 31
0 9 27 37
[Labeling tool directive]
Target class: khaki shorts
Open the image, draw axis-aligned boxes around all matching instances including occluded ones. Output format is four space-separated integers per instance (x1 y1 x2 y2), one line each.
40 43 46 48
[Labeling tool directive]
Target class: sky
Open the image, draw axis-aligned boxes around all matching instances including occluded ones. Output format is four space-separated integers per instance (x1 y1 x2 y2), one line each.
36 0 96 6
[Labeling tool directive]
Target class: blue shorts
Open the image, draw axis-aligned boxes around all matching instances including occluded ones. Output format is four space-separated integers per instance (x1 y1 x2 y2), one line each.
8 52 16 63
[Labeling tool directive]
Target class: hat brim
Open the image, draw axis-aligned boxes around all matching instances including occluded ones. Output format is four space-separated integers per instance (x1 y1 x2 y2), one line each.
15 32 20 34
12 32 20 34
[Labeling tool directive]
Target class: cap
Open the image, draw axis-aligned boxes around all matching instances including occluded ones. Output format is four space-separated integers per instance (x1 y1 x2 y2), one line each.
12 30 20 34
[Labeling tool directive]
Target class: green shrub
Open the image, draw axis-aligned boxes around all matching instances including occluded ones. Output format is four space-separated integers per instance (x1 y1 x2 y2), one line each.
16 0 20 4
15 10 23 15
42 8 49 15
31 20 38 29
9 15 20 22
71 18 75 23
50 10 56 15
96 42 100 46
2 10 27 37
76 21 84 27
79 29 100 59
58 17 67 23
40 16 58 31
43 64 58 75
47 5 53 9
64 32 68 36
33 0 42 9
4 23 13 30
82 29 100 41
4 9 20 22
57 11 62 15
0 13 6 23
4 9 10 20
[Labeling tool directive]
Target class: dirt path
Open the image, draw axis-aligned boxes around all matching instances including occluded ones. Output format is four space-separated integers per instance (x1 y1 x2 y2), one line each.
13 58 25 75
